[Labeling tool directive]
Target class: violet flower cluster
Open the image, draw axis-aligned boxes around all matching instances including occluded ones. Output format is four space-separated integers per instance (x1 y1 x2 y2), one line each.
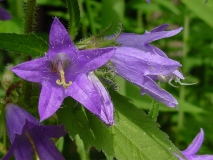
0 0 11 20
12 17 115 126
2 103 66 160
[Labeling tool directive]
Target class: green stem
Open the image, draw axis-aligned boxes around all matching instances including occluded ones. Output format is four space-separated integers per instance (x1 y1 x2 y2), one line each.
23 0 37 106
23 0 37 34
148 98 160 122
177 14 190 137
85 0 96 34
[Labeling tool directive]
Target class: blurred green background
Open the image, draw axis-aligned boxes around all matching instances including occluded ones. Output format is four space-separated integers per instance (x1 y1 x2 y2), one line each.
1 0 213 159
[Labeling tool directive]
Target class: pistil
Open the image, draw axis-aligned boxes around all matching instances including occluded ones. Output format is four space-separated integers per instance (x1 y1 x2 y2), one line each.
56 70 72 88
51 53 72 89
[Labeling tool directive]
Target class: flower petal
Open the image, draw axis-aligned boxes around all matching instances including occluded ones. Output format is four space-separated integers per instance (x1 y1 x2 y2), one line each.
150 24 169 32
181 128 204 156
29 128 65 160
141 76 178 107
5 103 38 142
72 48 115 74
48 17 76 55
2 134 34 160
40 125 67 138
88 72 114 125
173 70 185 79
113 61 178 107
67 74 104 121
111 47 181 76
192 155 213 160
11 58 49 83
39 81 66 121
117 27 183 46
0 7 11 20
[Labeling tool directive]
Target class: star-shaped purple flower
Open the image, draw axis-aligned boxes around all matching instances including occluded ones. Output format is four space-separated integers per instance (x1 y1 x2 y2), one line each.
177 128 213 160
0 0 11 20
2 103 66 160
11 17 115 125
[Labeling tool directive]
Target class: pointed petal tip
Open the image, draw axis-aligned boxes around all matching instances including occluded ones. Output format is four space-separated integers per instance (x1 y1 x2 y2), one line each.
167 101 178 108
106 120 114 126
198 128 204 138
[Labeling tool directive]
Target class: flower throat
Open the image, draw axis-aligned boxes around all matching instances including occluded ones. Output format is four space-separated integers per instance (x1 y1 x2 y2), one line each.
51 52 72 88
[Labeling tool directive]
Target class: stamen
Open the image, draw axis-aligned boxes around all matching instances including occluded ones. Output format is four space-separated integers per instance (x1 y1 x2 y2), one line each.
25 132 40 160
56 70 72 89
175 77 197 86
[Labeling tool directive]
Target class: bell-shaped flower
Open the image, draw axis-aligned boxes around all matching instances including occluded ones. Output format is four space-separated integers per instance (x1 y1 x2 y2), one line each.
108 24 187 106
114 24 187 85
2 103 66 160
111 47 181 107
0 0 11 20
11 17 115 125
177 128 213 160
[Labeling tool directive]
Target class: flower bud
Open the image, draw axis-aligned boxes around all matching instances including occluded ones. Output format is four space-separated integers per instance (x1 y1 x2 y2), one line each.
1 64 14 89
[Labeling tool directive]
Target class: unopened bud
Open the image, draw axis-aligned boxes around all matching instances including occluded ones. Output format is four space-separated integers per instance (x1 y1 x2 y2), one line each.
1 64 14 89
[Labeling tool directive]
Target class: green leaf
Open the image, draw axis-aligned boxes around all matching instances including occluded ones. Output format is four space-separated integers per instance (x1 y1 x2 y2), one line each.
0 33 48 57
181 0 213 28
66 0 80 40
57 91 184 160
55 137 64 152
75 134 89 160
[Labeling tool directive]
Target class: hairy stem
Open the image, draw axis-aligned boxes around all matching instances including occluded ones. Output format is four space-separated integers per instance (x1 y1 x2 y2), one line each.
23 0 37 34
23 0 37 106
148 98 160 122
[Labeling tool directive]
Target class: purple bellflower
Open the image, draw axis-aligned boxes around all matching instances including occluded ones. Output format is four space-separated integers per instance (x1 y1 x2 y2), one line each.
109 24 185 107
0 0 11 20
177 128 213 160
11 17 115 125
111 46 181 107
116 24 186 86
2 103 66 160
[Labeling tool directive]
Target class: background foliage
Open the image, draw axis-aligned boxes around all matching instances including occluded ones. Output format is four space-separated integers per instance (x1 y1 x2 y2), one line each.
0 0 213 159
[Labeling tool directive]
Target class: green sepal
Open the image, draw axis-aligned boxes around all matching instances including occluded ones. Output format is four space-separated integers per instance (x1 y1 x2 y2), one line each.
76 24 122 50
